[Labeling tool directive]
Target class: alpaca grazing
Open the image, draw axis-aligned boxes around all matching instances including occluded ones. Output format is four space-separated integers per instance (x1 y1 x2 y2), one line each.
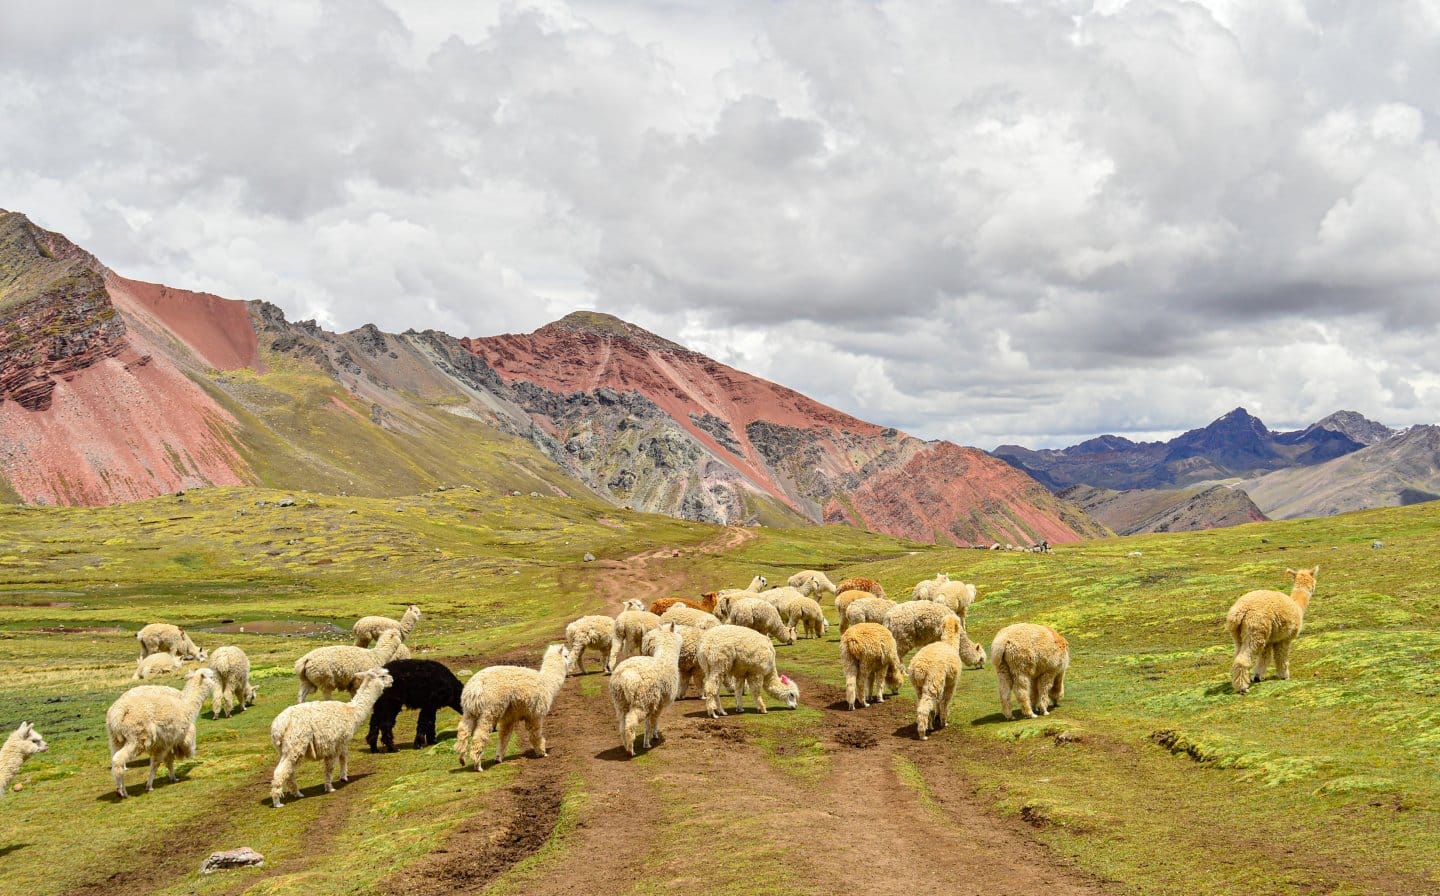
270 667 393 807
366 659 464 752
1226 566 1319 695
991 623 1070 720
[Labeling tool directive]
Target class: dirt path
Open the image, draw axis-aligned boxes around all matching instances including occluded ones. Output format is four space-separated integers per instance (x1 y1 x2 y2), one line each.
387 525 1112 896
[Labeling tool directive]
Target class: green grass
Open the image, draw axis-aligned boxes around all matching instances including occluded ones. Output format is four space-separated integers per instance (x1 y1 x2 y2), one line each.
4 487 1440 894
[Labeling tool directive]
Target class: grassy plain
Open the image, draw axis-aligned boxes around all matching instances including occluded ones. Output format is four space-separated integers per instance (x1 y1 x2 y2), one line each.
1 487 1438 894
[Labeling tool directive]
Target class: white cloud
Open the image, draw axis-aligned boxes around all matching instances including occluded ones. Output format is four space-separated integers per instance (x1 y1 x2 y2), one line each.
3 0 1439 450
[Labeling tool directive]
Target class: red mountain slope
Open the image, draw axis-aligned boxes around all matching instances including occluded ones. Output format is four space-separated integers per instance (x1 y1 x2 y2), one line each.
462 312 1103 545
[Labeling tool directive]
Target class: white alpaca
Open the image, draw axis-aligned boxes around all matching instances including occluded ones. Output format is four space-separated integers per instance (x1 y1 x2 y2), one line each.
610 625 684 756
0 723 47 794
455 645 570 769
106 668 219 798
564 615 616 674
269 667 393 807
697 624 800 717
208 645 258 719
352 604 421 647
136 623 206 661
294 629 405 702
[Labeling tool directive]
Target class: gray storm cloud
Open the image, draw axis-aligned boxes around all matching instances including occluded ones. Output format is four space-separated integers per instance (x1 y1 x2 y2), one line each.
2 0 1436 448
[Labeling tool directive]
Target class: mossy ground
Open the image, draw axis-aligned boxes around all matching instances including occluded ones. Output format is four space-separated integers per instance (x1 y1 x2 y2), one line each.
2 489 1438 894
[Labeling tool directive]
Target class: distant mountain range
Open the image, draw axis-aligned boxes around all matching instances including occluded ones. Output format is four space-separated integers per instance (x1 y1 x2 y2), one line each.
0 209 1103 547
994 407 1396 491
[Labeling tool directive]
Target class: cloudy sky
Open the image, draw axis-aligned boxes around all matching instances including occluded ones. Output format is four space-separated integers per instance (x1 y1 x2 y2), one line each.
4 0 1439 448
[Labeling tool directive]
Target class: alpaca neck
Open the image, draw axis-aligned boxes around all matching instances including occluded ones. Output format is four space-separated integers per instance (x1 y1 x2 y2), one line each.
347 680 388 723
373 635 402 664
1290 584 1313 613
0 737 33 781
399 608 419 636
178 677 214 720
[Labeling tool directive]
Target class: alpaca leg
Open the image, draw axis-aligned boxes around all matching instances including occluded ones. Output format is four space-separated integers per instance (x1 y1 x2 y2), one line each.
845 668 859 710
1050 669 1065 708
111 741 138 798
733 676 746 714
338 746 349 782
166 751 178 782
938 675 958 729
872 664 887 703
915 692 934 739
271 756 296 807
996 668 1015 719
417 707 437 747
624 708 644 755
1254 644 1271 682
212 688 224 720
454 712 473 765
1012 672 1035 718
750 673 767 714
1034 673 1057 715
323 755 336 793
496 720 514 765
607 638 622 673
1273 639 1293 680
366 718 381 753
527 716 547 757
146 754 159 792
703 670 726 717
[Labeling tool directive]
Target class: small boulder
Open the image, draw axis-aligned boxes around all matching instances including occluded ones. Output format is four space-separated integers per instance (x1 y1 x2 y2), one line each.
277 497 296 508
1372 540 1384 549
583 553 596 562
200 848 265 874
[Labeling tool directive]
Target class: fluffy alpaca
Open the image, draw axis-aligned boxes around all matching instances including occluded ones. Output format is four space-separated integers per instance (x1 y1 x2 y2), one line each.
649 592 719 616
564 615 616 675
1226 566 1319 695
713 576 769 610
133 652 183 680
789 595 828 640
610 625 684 756
673 624 709 699
352 605 421 647
885 601 983 662
842 596 898 633
136 623 206 661
609 610 662 670
207 646 257 718
840 623 905 709
107 668 219 798
697 624 800 717
910 573 951 602
0 722 47 795
932 581 979 618
659 605 721 630
723 597 796 645
294 629 405 702
270 667 393 807
455 645 570 769
834 589 871 627
787 570 838 600
366 659 464 752
907 615 983 739
991 623 1070 719
835 577 886 599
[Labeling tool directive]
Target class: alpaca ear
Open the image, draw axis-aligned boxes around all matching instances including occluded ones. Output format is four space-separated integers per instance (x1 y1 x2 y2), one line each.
1285 568 1296 577
1311 565 1320 575
18 722 31 735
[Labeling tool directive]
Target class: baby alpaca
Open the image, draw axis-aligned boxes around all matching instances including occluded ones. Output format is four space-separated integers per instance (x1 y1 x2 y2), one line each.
455 645 570 769
610 625 684 756
270 667 393 807
840 623 905 709
0 722 47 795
133 652 183 680
991 623 1070 719
1226 566 1319 695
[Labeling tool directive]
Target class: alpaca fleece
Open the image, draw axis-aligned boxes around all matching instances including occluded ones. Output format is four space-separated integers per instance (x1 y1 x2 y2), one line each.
366 659 464 752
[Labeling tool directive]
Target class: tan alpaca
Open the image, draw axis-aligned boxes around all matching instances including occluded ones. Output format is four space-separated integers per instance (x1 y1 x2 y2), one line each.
1226 566 1319 694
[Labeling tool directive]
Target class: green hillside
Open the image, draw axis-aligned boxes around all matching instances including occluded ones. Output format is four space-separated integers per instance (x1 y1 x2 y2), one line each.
0 488 1436 894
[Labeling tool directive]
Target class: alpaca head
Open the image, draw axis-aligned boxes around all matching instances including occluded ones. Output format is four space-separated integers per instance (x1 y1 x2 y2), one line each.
959 634 986 669
1286 566 1320 592
884 663 906 693
780 625 797 646
357 666 395 691
6 722 47 757
621 599 645 613
773 674 800 710
186 667 220 696
244 685 259 707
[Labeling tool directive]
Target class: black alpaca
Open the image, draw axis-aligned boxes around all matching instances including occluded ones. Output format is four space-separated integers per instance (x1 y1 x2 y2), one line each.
366 659 464 752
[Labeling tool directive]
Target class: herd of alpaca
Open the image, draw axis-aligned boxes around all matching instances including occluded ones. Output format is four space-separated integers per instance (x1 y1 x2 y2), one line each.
2 564 1319 806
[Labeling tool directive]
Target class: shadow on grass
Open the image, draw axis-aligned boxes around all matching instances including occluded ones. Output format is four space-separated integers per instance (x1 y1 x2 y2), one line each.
595 744 642 761
969 712 1012 726
256 771 372 807
0 843 29 857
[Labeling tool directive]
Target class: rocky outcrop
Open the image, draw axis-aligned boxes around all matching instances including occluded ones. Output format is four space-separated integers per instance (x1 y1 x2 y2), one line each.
1244 425 1440 519
1059 484 1268 536
0 212 129 411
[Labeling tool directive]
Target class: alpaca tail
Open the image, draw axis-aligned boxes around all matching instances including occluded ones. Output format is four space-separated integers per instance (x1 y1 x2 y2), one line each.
1229 609 1267 694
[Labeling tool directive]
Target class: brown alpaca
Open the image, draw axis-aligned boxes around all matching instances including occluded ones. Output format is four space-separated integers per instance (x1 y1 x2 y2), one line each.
1226 566 1319 695
835 578 886 599
648 592 718 616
